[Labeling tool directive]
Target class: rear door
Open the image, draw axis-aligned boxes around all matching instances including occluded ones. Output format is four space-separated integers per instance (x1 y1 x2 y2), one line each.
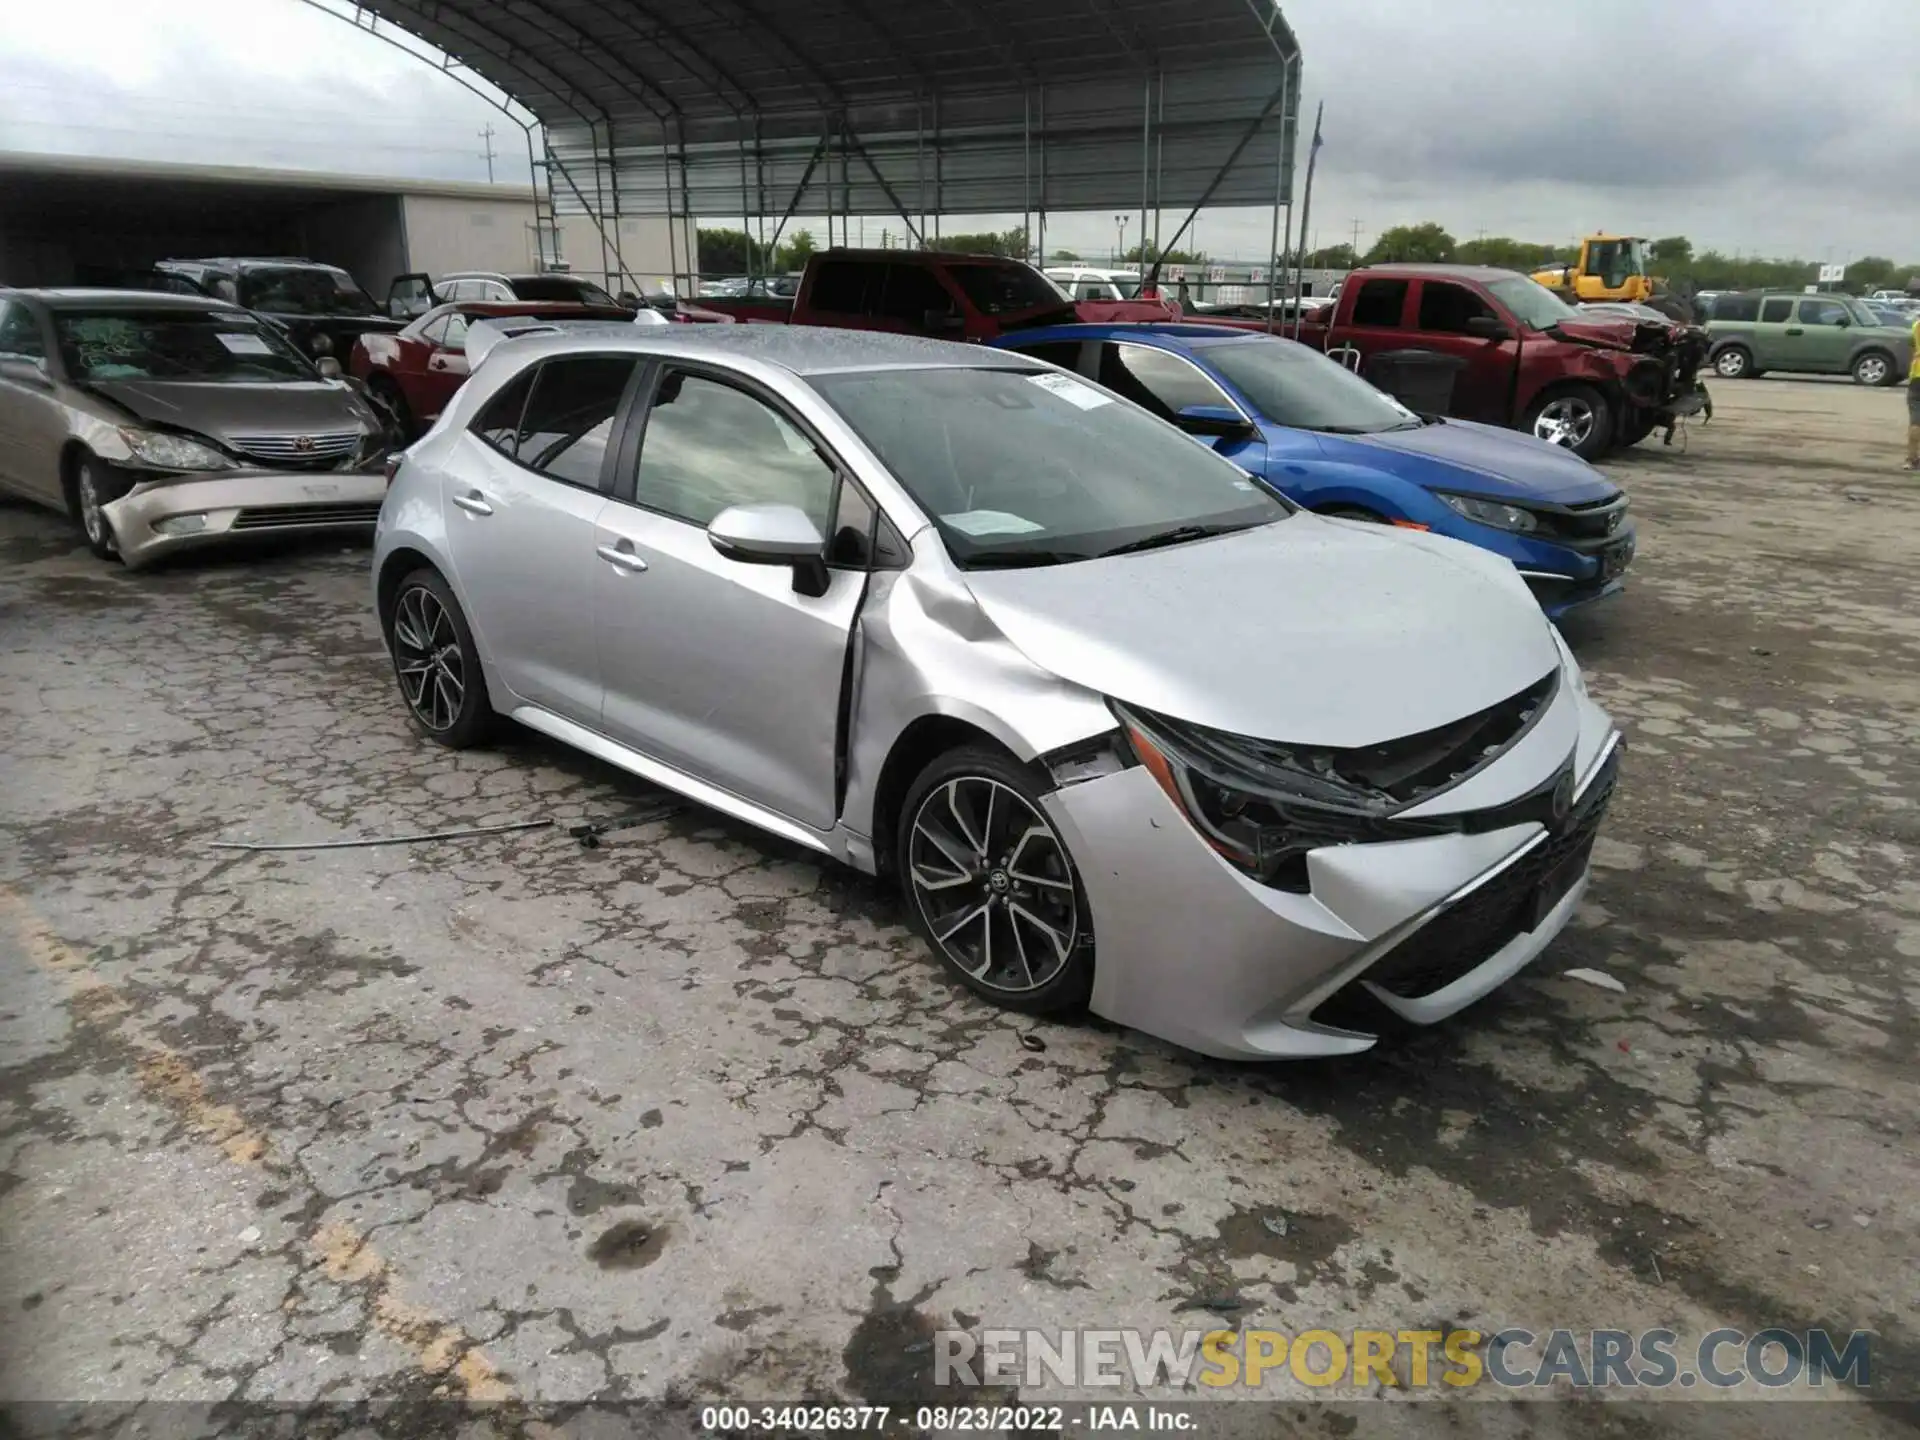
1327 275 1412 376
593 363 863 829
440 355 639 720
1750 295 1797 368
1792 297 1854 373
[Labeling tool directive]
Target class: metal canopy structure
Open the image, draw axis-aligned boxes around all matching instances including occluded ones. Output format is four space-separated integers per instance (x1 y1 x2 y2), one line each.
348 0 1301 287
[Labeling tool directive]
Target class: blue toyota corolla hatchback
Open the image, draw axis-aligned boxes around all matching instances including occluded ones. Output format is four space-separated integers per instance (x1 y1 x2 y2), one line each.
990 324 1636 617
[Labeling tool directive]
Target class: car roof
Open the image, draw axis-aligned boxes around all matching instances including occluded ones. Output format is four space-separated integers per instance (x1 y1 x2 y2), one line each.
988 322 1272 349
1356 263 1521 281
9 288 245 314
491 324 1044 377
433 300 626 318
159 257 344 272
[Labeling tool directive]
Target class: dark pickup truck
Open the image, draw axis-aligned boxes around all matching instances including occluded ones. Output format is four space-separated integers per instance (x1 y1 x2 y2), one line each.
697 248 1177 340
152 257 405 368
1231 264 1710 459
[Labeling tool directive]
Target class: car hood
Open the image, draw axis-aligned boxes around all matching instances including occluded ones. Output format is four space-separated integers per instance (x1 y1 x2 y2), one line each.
960 517 1558 747
84 379 377 442
1318 418 1617 504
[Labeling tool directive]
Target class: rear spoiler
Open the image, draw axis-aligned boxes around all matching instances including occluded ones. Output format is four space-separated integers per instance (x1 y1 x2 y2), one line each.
465 313 664 368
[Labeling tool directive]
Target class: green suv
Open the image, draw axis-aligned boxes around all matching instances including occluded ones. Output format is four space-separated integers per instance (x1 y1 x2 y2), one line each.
1707 292 1913 385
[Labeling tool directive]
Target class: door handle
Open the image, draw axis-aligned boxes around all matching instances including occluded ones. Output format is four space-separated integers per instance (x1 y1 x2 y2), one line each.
596 542 648 572
451 490 493 515
1785 327 1804 336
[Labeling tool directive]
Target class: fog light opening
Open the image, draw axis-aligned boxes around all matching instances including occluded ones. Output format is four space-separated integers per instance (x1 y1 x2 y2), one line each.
153 513 209 535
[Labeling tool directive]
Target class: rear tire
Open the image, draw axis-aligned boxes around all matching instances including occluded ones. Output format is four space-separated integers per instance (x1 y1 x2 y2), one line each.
896 744 1094 1015
1712 345 1753 380
1850 350 1895 387
1525 384 1612 460
384 567 493 748
69 454 127 563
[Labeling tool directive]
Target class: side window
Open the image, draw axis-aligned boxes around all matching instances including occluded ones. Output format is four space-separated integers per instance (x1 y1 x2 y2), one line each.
443 312 473 350
1713 294 1758 323
485 282 515 301
809 261 876 316
1350 279 1409 327
515 356 639 489
632 370 836 530
1098 343 1234 420
875 265 951 323
1759 297 1793 323
1416 281 1495 334
211 276 240 304
1075 281 1109 301
472 368 536 454
1799 299 1847 327
0 302 46 358
420 314 453 347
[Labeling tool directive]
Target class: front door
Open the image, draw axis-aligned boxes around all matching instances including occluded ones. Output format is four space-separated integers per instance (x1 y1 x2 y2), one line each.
1792 297 1855 373
594 366 862 830
441 354 638 720
1405 279 1515 423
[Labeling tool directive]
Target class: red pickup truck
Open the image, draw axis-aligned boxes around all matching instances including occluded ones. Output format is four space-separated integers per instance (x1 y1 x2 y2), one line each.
1225 264 1709 459
698 248 1177 339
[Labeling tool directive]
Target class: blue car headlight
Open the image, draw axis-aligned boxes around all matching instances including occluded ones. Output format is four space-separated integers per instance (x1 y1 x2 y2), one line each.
1437 491 1539 534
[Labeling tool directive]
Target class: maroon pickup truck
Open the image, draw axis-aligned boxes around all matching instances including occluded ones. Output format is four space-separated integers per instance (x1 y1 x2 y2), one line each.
699 248 1178 340
1221 264 1709 459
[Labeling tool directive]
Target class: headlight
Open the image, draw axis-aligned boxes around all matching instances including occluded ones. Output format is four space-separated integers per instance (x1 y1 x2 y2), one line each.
1437 492 1539 534
1113 701 1458 891
117 428 235 471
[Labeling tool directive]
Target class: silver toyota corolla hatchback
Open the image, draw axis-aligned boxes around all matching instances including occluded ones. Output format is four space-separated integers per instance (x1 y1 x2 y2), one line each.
373 328 1620 1059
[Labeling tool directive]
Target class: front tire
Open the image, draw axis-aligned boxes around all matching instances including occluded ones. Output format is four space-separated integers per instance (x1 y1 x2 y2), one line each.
69 455 127 562
1526 384 1612 460
385 567 492 747
1851 350 1894 387
896 745 1094 1015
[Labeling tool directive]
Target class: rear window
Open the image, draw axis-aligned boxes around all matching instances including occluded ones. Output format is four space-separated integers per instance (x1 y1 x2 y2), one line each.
1349 279 1408 327
1711 294 1759 323
947 263 1067 317
1759 298 1793 323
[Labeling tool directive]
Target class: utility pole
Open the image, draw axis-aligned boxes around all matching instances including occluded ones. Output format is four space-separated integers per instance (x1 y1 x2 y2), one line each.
1115 214 1129 264
1350 218 1362 262
478 124 497 183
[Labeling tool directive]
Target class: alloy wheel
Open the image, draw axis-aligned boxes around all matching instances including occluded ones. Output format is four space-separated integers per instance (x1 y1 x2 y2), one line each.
1715 350 1748 379
391 585 465 732
1533 397 1595 449
1856 355 1889 386
906 776 1081 994
78 470 107 546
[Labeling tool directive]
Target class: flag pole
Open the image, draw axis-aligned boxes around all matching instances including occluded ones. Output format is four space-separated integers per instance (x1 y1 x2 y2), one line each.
1291 101 1323 340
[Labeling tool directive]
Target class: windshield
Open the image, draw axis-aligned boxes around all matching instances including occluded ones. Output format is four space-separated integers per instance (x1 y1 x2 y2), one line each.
1485 276 1582 331
810 366 1289 567
948 263 1072 316
1202 338 1419 434
238 266 378 317
54 309 315 383
512 277 621 306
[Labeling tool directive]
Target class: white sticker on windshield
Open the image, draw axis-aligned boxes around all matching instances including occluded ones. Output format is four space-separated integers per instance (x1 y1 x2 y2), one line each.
1026 371 1112 410
216 332 274 355
943 509 1045 537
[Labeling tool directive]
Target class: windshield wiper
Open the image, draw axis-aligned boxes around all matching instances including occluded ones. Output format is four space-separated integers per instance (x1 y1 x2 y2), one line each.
1099 522 1254 559
964 548 1094 569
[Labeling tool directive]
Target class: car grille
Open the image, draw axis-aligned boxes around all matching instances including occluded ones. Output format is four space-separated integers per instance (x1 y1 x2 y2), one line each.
228 430 363 467
229 502 383 531
1352 745 1620 1001
1532 494 1628 548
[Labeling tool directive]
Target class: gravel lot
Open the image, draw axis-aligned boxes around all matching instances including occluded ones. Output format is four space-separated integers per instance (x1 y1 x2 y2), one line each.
2 377 1915 1434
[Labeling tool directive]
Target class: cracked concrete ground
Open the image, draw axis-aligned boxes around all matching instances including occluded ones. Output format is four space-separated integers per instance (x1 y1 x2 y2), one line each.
0 377 1915 1436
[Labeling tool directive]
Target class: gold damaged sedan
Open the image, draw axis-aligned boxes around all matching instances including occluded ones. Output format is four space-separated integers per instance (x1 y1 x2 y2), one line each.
0 289 391 566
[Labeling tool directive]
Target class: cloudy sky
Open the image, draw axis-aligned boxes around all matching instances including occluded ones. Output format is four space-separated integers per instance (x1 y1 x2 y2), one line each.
4 0 1918 265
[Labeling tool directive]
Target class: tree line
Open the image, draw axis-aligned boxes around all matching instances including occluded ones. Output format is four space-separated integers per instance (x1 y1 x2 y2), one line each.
1308 224 1918 295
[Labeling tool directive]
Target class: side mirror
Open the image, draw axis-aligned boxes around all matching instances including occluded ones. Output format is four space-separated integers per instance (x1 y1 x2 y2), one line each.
1465 315 1512 340
1176 403 1255 439
707 502 830 597
1835 315 1850 328
316 356 343 380
0 356 50 387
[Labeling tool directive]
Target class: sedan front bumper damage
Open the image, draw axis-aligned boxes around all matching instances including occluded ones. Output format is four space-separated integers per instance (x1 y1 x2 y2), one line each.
103 469 389 569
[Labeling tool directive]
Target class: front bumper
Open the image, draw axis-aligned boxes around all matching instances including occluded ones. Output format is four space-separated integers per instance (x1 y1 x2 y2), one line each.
1444 519 1636 621
102 469 388 569
1041 686 1619 1060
